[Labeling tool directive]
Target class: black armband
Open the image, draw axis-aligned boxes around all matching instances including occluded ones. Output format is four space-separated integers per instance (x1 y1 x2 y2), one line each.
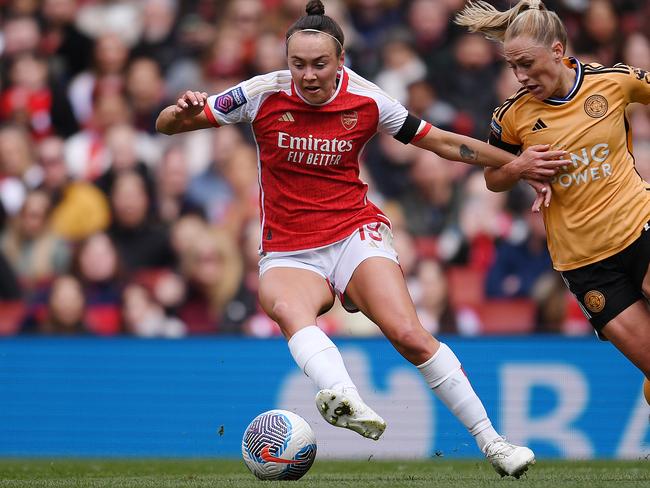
394 113 422 144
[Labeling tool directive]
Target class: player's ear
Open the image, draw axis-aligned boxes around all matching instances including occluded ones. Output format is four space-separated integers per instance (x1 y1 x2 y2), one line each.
338 50 345 69
551 41 564 61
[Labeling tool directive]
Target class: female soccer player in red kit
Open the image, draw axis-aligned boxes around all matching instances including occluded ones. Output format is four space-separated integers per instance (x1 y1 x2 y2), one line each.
157 0 568 477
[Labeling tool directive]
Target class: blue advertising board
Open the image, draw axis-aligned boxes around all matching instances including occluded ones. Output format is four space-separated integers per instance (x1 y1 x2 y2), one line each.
0 337 648 459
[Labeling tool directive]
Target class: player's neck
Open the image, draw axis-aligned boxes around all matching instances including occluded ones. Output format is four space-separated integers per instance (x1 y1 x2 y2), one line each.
554 63 577 99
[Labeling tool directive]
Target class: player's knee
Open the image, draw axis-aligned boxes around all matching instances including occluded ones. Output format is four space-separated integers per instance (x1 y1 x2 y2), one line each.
390 324 435 364
270 300 293 325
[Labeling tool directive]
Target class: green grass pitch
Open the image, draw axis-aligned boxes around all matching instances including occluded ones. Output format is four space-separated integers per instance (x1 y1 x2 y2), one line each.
0 459 649 488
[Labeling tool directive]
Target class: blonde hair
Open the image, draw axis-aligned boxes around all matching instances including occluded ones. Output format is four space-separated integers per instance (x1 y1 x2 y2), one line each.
455 0 567 51
181 227 243 316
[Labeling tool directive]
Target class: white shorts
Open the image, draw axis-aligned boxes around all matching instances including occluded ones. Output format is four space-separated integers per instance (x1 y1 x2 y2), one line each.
258 222 398 312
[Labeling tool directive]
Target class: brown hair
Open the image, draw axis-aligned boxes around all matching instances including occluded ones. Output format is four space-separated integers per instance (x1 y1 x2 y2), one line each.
286 0 345 56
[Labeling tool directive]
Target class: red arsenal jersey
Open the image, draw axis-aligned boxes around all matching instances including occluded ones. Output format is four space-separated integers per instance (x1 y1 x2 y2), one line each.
204 67 429 252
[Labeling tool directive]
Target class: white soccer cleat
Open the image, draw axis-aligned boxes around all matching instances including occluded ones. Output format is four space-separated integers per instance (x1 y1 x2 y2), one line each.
315 388 386 441
484 437 535 478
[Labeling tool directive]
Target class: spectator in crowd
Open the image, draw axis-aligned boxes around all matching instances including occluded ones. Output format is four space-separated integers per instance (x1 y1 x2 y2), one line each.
94 122 157 198
485 198 553 299
1 16 41 64
398 150 465 236
0 53 78 139
621 32 650 72
154 144 204 225
122 282 186 338
26 274 88 335
0 189 70 292
67 32 130 127
374 30 427 104
217 144 259 237
222 0 265 73
64 88 133 181
435 32 500 139
40 0 95 81
187 125 245 221
71 232 124 335
406 79 458 133
573 0 623 66
36 135 110 241
75 0 141 46
250 31 289 75
131 0 182 74
406 0 456 74
411 258 477 336
176 227 243 334
437 170 508 268
125 57 169 135
107 170 176 271
0 124 42 217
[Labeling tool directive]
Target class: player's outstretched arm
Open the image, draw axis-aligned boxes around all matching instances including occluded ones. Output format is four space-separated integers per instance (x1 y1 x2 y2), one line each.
412 125 568 178
156 90 213 135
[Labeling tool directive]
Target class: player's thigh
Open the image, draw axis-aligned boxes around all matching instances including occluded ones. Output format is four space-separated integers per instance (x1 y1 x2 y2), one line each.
600 300 650 377
258 267 334 336
345 257 439 362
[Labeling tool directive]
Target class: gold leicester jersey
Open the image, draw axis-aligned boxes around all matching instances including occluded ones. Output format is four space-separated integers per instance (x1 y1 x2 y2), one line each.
489 58 650 271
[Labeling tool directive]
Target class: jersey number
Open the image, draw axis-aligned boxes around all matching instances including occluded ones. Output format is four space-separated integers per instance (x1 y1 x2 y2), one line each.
359 223 383 242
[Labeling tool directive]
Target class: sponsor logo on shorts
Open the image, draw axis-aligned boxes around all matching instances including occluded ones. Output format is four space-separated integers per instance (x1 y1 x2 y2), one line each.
584 290 606 313
584 94 608 118
214 87 246 114
341 111 358 130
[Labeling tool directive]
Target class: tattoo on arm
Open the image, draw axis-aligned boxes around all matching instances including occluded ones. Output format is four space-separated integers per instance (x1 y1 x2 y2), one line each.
460 144 478 161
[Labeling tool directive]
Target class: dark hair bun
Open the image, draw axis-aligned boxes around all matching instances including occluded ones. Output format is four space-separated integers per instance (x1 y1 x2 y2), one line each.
306 0 325 16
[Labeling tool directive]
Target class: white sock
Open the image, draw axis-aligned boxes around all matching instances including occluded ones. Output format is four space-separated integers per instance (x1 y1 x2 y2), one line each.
288 325 356 391
417 343 500 452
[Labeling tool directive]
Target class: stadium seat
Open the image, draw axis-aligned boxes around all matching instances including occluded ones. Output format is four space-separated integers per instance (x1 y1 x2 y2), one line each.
446 266 486 309
0 301 27 335
475 299 537 334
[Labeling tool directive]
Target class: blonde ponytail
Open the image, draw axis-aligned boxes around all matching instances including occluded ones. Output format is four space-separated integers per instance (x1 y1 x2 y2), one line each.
455 0 566 50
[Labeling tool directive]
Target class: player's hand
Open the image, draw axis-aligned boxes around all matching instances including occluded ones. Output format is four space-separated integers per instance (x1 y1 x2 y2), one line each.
525 179 552 212
513 144 569 181
173 90 208 120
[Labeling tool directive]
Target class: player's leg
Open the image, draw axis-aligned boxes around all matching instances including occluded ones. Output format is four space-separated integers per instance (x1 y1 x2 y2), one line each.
602 232 650 404
258 266 386 440
258 266 333 338
599 300 650 378
344 256 534 477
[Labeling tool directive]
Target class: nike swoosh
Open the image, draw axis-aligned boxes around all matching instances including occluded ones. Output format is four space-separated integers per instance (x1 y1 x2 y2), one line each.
260 445 308 464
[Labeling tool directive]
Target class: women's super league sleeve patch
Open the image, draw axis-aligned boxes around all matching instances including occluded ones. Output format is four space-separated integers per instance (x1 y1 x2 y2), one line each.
213 87 247 114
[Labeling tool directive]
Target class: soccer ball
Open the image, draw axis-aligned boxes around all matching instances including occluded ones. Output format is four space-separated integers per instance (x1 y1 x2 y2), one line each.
241 409 317 480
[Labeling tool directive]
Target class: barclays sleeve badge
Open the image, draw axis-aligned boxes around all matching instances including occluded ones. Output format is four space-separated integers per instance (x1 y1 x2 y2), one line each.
214 87 247 114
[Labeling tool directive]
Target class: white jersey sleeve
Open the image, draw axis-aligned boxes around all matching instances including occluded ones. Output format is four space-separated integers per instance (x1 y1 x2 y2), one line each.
205 70 293 126
345 68 408 136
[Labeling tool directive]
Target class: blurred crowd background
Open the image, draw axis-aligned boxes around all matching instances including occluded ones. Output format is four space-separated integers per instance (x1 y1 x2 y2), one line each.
0 0 648 338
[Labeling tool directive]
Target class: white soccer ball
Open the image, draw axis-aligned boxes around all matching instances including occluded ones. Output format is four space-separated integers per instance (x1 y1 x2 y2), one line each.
241 409 317 480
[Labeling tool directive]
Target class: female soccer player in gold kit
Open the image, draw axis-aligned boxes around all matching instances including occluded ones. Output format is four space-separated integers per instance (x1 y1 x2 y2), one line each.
456 0 650 404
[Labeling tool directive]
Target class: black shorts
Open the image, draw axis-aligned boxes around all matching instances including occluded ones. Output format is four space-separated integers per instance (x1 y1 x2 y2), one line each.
561 222 650 333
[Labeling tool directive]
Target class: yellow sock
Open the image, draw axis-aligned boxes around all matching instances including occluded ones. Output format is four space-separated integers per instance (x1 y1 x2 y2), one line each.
644 378 650 406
